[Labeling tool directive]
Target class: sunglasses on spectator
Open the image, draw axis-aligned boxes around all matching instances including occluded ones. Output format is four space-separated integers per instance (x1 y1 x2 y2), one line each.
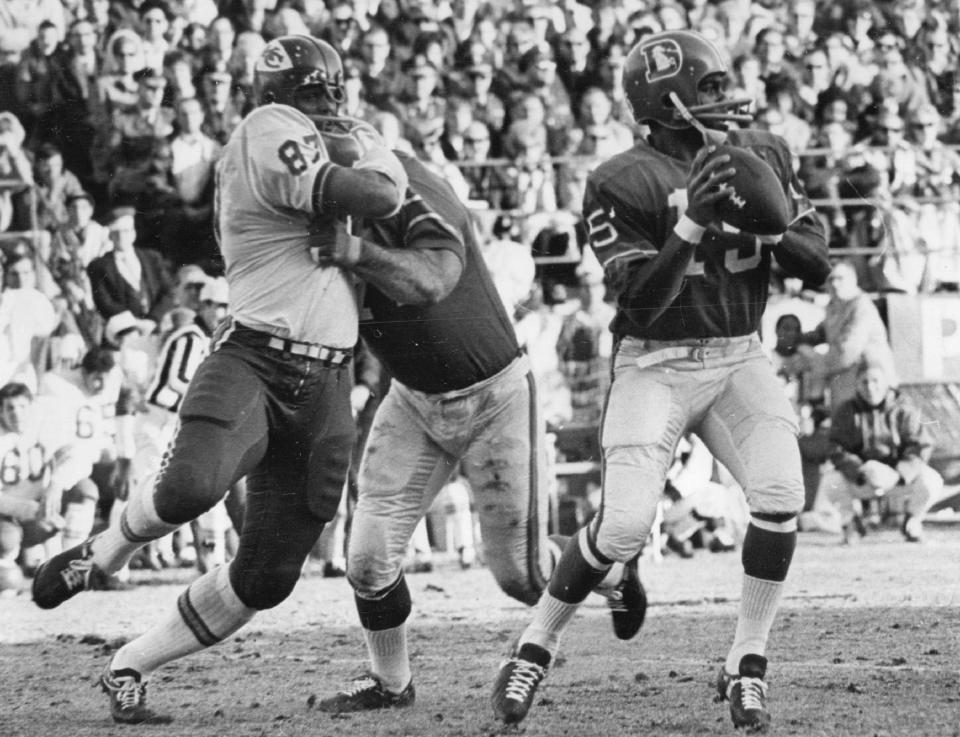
334 17 354 26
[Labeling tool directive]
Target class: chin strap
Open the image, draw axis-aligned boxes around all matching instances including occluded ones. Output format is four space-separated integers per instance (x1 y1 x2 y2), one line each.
668 92 753 145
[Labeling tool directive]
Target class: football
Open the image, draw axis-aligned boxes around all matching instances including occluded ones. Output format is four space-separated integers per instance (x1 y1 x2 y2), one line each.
707 145 790 236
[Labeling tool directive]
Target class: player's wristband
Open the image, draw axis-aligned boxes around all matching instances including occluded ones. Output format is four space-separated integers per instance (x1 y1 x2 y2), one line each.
673 215 706 244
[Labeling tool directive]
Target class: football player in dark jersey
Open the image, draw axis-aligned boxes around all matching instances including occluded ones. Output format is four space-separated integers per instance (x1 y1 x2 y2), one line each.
492 30 830 733
308 150 640 713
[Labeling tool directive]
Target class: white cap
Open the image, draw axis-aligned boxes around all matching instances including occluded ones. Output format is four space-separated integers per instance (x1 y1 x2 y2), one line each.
200 277 229 304
105 310 141 346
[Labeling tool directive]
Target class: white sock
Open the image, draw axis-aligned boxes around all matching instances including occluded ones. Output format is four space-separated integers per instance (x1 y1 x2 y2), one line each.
518 591 581 659
111 565 255 676
92 490 179 573
364 624 411 693
725 574 785 675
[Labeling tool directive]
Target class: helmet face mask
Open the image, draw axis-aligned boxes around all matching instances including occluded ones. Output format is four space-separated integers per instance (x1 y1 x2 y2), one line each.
623 30 753 131
253 35 346 121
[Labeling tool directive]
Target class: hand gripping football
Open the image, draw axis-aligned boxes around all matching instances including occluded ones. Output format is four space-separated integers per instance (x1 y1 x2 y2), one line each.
318 117 387 168
708 145 790 236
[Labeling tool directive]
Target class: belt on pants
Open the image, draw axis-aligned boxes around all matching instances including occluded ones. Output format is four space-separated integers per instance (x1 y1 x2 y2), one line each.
265 336 351 364
226 320 353 365
624 337 759 370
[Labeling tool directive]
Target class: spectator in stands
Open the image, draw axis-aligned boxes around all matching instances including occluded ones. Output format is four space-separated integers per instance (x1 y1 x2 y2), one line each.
0 249 57 391
395 56 446 145
911 16 956 117
46 18 103 190
357 24 399 112
500 117 556 216
800 260 896 413
519 43 574 154
478 211 536 324
14 19 60 137
868 29 929 120
797 45 834 121
907 103 960 290
106 66 175 206
459 120 510 209
730 53 765 114
440 96 476 162
87 206 174 333
33 143 85 232
163 49 197 105
226 30 264 91
166 95 221 269
556 25 598 114
321 0 363 58
340 57 378 122
96 29 146 121
763 72 811 154
0 111 34 233
197 58 239 145
755 25 800 84
595 42 633 128
139 0 173 73
823 356 945 544
204 16 236 69
48 191 106 345
457 57 505 154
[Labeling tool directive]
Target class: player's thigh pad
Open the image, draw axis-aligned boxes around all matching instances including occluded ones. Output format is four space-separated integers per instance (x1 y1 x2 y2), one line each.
463 366 551 605
596 365 687 561
349 388 454 595
155 353 269 523
699 357 804 515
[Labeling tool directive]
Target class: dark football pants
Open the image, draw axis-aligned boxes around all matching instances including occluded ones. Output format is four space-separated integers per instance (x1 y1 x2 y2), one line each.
152 326 355 610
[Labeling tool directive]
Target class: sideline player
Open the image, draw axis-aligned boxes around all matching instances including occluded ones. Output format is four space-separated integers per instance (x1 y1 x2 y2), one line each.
310 151 644 713
491 30 830 732
31 35 408 724
0 382 99 584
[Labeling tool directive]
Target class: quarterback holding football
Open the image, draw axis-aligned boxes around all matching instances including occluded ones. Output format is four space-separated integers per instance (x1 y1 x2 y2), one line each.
492 29 831 733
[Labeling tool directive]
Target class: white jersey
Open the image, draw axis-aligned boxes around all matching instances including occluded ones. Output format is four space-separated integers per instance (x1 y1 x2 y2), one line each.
38 367 127 467
0 427 54 503
215 104 359 348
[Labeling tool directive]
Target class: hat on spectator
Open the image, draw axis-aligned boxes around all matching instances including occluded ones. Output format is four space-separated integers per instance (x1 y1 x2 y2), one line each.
106 206 137 230
105 311 143 346
200 277 229 304
66 191 95 207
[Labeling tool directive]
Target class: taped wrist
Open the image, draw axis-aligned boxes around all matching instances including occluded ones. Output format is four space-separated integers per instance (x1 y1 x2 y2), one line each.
673 215 706 244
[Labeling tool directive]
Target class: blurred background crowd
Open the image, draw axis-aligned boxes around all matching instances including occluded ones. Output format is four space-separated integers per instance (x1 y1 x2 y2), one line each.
1 0 958 590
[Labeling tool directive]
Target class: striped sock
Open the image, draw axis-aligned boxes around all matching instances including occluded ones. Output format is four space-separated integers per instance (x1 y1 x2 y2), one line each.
111 565 255 676
92 487 180 573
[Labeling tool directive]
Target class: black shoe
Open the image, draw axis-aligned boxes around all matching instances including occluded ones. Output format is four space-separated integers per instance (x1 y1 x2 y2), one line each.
715 654 771 733
317 673 415 713
491 642 550 724
100 667 172 724
606 559 647 641
32 537 111 609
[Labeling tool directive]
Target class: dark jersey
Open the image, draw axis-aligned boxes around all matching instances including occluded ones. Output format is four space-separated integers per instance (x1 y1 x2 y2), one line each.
583 128 817 340
359 153 520 394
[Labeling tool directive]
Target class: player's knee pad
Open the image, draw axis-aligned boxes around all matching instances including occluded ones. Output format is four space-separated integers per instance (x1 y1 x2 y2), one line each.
354 574 411 631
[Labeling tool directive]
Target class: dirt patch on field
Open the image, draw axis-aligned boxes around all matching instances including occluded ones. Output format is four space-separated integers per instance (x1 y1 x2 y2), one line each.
4 527 960 737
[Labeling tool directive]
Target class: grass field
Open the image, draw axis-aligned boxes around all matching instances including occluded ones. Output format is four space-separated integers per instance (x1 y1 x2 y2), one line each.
3 525 959 737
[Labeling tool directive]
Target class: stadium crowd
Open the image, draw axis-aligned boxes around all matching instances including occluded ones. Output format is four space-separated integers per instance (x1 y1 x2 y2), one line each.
0 0 958 587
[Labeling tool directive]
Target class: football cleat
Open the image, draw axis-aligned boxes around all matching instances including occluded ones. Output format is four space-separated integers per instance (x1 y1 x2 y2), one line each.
32 537 112 609
606 559 647 641
491 642 550 724
715 654 771 733
317 673 415 713
99 666 171 724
